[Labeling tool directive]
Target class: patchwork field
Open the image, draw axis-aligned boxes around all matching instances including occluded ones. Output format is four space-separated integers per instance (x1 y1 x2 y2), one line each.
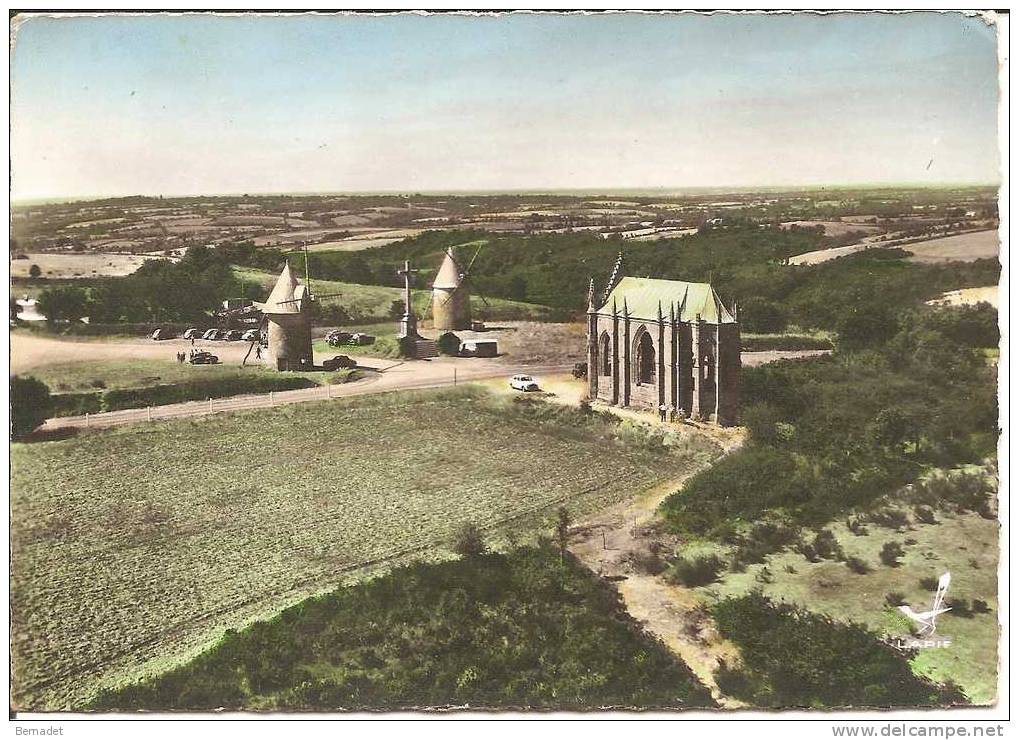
10 387 721 709
904 230 1000 264
10 252 163 279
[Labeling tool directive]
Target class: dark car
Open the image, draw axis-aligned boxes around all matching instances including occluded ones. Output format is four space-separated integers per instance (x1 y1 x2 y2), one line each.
189 351 220 365
150 328 174 341
183 328 203 339
326 330 353 347
202 328 221 341
241 329 260 342
223 330 243 341
322 355 356 371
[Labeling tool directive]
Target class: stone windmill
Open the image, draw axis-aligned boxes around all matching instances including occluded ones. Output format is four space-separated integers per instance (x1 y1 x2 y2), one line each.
256 262 314 371
431 244 486 331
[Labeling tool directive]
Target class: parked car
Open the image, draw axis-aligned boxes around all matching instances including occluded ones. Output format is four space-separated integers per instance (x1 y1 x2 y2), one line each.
150 328 173 341
322 355 357 371
223 330 243 341
326 330 353 347
509 374 540 392
350 333 376 346
241 329 261 342
189 351 219 365
202 328 221 341
183 328 203 340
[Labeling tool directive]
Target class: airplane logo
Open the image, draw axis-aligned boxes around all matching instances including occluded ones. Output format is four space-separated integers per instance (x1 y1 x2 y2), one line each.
898 572 952 637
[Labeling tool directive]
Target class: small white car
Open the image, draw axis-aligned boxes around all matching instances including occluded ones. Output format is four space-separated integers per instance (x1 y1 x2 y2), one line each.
510 374 540 392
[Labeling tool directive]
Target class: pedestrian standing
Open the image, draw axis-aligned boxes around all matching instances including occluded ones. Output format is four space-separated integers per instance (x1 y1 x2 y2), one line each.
659 403 667 422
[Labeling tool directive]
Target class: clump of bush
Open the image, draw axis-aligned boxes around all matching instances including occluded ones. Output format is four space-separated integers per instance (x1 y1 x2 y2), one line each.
880 541 905 567
451 522 487 558
668 554 725 587
913 505 938 525
10 376 53 439
945 597 973 618
885 592 906 608
867 507 911 530
732 520 799 569
710 593 965 707
798 529 844 563
919 576 939 592
972 599 992 615
846 556 871 575
846 517 869 536
436 332 461 356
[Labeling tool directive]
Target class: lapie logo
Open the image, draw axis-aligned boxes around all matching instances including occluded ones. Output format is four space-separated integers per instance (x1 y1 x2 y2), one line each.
893 571 953 649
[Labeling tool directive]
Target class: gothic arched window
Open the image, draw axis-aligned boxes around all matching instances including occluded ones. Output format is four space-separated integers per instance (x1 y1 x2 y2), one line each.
636 330 655 385
599 332 611 376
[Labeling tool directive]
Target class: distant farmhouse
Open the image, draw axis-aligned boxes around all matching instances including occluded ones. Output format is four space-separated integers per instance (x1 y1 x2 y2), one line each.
586 255 740 425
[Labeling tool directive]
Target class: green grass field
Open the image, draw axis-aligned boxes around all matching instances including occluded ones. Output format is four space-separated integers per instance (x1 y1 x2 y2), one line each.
233 267 554 323
25 359 318 394
10 387 720 709
684 489 998 704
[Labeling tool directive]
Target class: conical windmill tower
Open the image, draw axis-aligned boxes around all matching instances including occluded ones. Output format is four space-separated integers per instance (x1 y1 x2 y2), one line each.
432 245 484 331
256 261 314 371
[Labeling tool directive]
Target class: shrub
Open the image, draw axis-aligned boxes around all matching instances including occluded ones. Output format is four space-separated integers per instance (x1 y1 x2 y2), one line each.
945 597 972 618
811 529 844 561
10 376 52 439
867 507 911 530
846 556 871 575
451 523 486 558
711 593 964 707
972 599 992 614
880 541 905 567
885 592 906 608
919 577 939 592
913 505 937 525
669 554 725 587
436 332 461 356
846 517 869 536
732 520 799 568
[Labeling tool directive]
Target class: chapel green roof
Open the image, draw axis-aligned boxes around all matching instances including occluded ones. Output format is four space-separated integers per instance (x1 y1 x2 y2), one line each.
597 276 736 324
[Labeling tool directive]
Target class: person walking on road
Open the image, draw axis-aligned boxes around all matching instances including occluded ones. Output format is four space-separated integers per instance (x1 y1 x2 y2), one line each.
254 345 262 360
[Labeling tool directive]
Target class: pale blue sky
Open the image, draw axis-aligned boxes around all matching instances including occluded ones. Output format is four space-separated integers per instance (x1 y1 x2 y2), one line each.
11 12 1001 199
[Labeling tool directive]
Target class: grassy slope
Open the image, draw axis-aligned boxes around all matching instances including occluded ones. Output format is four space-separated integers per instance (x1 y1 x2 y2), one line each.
10 387 720 709
690 503 997 703
92 546 715 711
233 266 554 322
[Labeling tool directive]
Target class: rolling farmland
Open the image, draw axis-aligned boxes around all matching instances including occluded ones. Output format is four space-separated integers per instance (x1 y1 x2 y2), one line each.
10 387 721 709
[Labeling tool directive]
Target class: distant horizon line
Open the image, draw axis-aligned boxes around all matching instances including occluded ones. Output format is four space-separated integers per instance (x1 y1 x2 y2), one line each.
12 181 1001 206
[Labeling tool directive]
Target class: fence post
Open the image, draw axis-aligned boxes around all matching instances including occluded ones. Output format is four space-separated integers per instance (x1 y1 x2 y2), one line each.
147 406 152 422
326 383 331 399
85 413 90 429
270 391 275 406
208 397 213 414
454 368 457 386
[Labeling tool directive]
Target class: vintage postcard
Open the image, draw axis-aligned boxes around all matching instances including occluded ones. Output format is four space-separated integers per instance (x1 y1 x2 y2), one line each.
7 9 1007 730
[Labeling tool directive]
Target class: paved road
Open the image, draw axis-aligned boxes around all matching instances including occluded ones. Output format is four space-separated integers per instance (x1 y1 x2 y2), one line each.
40 360 573 432
37 349 828 433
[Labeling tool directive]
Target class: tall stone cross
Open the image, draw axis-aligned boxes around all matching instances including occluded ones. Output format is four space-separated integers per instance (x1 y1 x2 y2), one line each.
396 259 420 339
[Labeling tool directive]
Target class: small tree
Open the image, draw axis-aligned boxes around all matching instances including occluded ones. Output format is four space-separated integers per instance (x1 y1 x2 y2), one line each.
28 264 41 279
436 332 461 356
554 506 572 563
11 376 52 439
452 522 486 558
880 541 905 567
